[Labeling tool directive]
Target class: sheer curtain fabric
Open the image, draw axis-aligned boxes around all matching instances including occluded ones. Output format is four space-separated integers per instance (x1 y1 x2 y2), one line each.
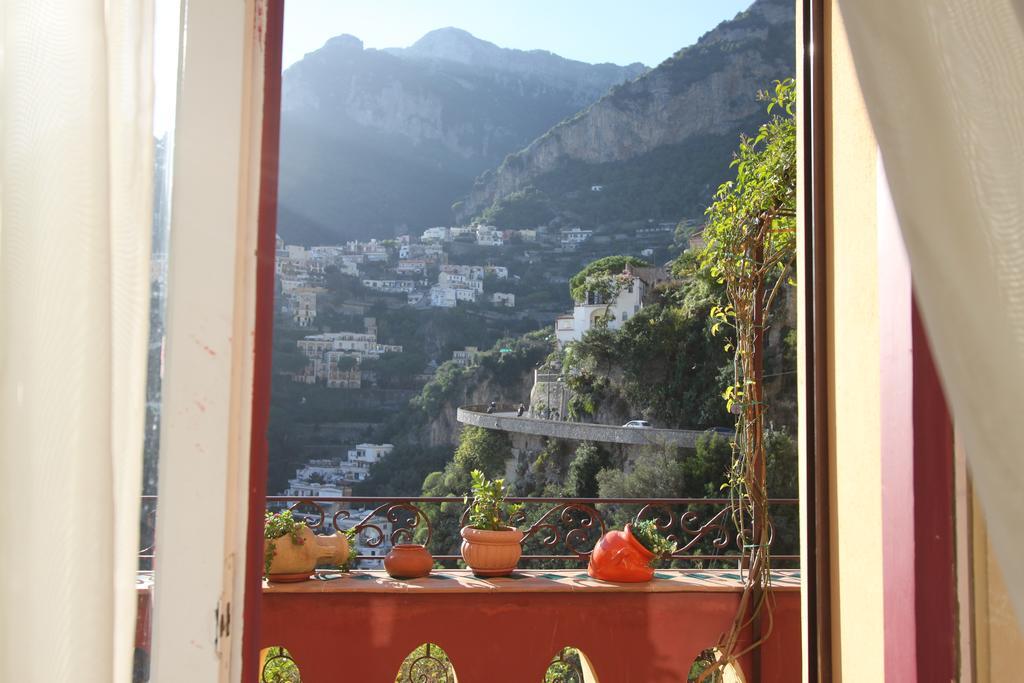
0 1 154 681
836 0 1024 623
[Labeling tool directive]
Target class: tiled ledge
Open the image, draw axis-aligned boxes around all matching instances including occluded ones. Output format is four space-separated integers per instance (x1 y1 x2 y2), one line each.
262 568 801 594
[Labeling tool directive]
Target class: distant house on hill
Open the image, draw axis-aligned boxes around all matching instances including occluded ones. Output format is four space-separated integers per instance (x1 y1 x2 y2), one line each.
554 264 673 347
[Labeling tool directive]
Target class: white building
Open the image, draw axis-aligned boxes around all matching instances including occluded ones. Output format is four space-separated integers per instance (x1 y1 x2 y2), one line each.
407 291 425 305
291 287 323 327
475 225 504 246
438 272 483 292
421 226 449 242
554 266 669 347
295 330 402 387
285 244 308 261
560 228 594 249
343 443 394 481
335 260 359 277
430 286 458 308
449 226 475 239
490 292 515 308
396 259 427 275
361 279 416 293
452 346 479 367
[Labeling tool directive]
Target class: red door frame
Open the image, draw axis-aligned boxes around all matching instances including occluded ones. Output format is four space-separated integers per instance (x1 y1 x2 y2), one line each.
878 183 957 682
242 1 285 681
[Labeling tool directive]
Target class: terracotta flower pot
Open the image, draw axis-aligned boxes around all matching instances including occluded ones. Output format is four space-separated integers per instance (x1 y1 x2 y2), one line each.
460 526 523 577
265 526 349 582
384 543 433 579
587 523 655 583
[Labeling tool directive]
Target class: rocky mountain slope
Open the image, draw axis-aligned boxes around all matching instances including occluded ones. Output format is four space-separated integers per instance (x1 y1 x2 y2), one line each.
276 31 645 243
459 0 795 225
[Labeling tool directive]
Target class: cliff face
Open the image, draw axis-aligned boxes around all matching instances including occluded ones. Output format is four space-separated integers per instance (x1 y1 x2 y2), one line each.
458 0 795 223
277 32 644 243
421 370 535 448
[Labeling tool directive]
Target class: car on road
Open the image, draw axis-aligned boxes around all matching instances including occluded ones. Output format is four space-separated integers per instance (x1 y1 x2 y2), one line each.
622 420 652 428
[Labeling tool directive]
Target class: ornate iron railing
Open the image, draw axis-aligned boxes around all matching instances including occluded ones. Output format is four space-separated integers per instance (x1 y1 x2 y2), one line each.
265 495 799 568
138 495 798 568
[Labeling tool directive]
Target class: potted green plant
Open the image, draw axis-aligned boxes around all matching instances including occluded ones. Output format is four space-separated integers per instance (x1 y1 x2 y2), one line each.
460 470 524 577
264 509 350 583
587 519 677 583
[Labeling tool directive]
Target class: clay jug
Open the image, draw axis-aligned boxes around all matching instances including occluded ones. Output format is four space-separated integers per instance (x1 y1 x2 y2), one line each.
265 526 349 582
384 543 433 579
587 523 655 583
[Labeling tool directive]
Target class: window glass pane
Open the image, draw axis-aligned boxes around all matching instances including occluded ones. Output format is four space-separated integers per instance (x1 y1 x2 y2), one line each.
135 1 181 680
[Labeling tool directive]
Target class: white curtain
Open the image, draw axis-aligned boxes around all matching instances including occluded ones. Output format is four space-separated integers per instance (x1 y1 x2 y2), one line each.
836 0 1024 624
0 1 154 681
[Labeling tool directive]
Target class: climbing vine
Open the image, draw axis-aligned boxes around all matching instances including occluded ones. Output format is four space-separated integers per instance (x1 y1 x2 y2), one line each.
696 78 796 680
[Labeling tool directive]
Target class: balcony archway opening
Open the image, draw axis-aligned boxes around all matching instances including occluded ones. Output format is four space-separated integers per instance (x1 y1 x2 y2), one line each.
686 647 745 683
395 642 458 682
260 646 301 683
544 646 599 683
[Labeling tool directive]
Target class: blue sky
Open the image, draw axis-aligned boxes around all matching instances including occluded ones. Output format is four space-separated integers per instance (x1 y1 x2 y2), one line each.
282 1 755 69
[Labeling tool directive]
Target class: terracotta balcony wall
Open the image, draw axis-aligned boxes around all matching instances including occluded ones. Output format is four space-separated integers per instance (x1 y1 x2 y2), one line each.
135 495 802 682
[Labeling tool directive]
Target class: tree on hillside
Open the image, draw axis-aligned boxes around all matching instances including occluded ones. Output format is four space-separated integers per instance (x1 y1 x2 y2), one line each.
420 426 513 559
568 255 649 303
696 78 796 679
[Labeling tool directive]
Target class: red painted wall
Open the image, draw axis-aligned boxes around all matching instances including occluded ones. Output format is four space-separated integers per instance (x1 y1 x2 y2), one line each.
260 589 802 682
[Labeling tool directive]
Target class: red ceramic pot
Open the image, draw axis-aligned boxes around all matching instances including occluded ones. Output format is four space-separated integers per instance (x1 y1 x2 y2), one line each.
384 543 433 579
587 523 655 583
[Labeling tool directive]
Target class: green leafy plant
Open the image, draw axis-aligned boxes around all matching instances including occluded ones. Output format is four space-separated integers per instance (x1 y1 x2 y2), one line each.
464 469 523 531
339 528 359 572
629 519 677 564
264 509 307 576
694 78 797 681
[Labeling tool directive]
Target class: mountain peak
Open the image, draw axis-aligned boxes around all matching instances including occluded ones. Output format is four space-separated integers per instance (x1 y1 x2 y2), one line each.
407 27 500 62
323 34 364 52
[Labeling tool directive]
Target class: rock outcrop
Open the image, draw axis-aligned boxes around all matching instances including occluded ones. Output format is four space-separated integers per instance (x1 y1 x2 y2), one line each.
458 0 795 223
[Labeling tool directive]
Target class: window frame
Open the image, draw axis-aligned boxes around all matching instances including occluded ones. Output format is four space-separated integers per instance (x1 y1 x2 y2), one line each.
148 0 837 680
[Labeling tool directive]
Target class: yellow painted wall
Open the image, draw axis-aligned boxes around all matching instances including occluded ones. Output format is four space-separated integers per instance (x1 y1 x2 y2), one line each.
806 6 1024 682
823 3 886 680
972 495 1024 681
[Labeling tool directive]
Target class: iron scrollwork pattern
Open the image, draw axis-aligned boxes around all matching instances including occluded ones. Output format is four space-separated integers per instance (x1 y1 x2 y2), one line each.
396 643 456 683
254 496 798 566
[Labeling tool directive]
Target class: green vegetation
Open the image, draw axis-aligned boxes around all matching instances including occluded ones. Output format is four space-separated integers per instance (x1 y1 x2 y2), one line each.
478 186 554 228
629 519 678 561
544 648 585 683
568 255 648 302
565 441 615 498
464 470 523 531
261 647 302 683
563 278 734 429
264 510 306 576
695 77 797 676
355 444 452 497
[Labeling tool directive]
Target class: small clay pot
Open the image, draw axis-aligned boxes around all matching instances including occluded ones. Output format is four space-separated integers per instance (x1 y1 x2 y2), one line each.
587 523 655 583
460 526 523 577
384 543 433 579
